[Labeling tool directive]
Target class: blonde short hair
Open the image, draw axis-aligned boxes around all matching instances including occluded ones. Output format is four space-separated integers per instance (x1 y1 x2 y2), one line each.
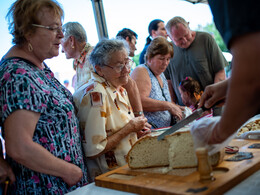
7 0 64 45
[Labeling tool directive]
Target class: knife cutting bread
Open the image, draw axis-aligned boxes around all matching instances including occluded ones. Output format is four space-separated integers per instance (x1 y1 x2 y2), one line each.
127 127 224 169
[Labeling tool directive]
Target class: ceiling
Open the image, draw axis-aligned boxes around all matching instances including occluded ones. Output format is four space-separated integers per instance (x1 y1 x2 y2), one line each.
183 0 208 4
92 0 208 40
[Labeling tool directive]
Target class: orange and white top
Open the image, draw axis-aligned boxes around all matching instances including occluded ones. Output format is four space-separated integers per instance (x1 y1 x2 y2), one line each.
73 72 137 182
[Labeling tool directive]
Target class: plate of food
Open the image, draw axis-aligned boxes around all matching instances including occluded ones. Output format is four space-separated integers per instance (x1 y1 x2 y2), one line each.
236 114 260 139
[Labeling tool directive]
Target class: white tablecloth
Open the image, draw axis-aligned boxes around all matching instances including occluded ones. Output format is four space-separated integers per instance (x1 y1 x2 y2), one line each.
67 169 260 195
66 182 137 195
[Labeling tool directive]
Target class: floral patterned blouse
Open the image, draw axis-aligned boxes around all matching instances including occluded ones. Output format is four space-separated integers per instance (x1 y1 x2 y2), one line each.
0 57 88 194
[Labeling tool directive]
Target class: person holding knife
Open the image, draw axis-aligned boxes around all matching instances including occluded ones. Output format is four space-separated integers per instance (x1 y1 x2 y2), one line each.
192 0 260 145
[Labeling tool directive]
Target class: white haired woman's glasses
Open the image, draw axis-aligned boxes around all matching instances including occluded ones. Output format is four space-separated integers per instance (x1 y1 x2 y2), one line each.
102 58 133 73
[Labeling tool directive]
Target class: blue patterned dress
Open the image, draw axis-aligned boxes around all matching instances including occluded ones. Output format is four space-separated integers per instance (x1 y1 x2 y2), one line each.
140 64 172 128
0 57 88 194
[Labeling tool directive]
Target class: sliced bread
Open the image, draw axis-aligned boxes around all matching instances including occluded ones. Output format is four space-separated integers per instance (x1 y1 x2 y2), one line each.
127 135 169 168
127 129 223 169
167 131 197 168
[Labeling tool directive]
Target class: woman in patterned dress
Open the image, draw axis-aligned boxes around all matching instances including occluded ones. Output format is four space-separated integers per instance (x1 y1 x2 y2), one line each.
0 0 88 194
131 36 183 129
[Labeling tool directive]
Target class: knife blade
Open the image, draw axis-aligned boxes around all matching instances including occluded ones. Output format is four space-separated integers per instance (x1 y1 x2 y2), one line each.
157 108 204 141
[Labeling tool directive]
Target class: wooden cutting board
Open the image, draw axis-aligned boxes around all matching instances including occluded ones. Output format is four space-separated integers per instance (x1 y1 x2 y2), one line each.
95 139 260 195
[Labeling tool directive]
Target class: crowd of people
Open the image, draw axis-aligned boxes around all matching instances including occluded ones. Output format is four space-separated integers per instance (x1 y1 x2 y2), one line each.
1 0 259 194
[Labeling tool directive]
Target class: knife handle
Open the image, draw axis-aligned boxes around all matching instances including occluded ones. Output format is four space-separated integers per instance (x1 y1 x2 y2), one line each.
200 100 225 111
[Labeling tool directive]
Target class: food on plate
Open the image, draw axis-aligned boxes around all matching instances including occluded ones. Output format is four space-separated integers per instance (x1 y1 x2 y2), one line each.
127 129 224 169
237 119 260 136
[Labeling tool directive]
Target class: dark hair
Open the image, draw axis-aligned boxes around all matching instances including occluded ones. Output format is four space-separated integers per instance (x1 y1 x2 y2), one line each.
179 77 202 99
116 28 138 42
145 19 164 46
6 0 64 46
146 36 173 61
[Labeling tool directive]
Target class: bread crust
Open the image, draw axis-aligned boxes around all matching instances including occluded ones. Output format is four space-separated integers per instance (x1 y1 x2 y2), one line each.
127 129 224 169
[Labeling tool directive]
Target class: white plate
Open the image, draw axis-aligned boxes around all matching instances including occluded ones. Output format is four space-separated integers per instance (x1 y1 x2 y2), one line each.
236 114 260 139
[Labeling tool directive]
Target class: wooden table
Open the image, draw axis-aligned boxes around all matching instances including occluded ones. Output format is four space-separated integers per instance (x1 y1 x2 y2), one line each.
95 139 260 195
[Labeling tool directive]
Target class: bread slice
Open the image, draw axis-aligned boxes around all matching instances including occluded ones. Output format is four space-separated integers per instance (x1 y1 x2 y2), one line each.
167 131 197 168
127 135 169 169
127 129 223 169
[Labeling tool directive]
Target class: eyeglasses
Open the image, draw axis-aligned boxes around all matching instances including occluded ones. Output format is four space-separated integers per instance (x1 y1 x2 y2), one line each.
103 58 133 73
32 24 63 34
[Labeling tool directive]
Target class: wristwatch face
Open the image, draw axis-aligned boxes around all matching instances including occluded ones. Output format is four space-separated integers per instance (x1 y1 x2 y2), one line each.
134 111 143 116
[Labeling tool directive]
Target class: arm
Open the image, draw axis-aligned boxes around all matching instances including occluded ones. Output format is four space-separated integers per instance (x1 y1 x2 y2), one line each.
210 32 260 143
4 110 82 186
79 91 149 159
131 67 182 119
91 116 148 158
167 80 177 103
123 76 143 116
214 69 226 83
208 33 227 83
0 157 15 184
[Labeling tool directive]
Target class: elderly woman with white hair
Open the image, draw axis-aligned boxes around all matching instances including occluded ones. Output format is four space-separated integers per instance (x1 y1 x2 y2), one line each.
61 22 145 120
73 38 151 182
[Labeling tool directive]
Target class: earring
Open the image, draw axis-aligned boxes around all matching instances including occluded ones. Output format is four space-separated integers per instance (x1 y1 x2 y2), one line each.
28 43 33 52
71 45 74 49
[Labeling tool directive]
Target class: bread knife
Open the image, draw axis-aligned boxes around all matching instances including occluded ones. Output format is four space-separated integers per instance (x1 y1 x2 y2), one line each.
157 107 205 141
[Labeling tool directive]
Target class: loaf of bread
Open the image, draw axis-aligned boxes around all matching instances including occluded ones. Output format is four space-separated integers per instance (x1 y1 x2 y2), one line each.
127 129 223 169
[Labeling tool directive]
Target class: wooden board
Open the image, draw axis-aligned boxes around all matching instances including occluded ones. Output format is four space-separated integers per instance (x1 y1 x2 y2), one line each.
95 139 260 195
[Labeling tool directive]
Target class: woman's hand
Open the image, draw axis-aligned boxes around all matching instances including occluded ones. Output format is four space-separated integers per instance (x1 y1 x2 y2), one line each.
94 116 151 157
0 157 15 184
61 164 83 186
167 102 183 120
129 116 149 133
136 122 152 138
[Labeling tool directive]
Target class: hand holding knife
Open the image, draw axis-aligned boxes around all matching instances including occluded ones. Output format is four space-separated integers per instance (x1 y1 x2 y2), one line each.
157 101 224 141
